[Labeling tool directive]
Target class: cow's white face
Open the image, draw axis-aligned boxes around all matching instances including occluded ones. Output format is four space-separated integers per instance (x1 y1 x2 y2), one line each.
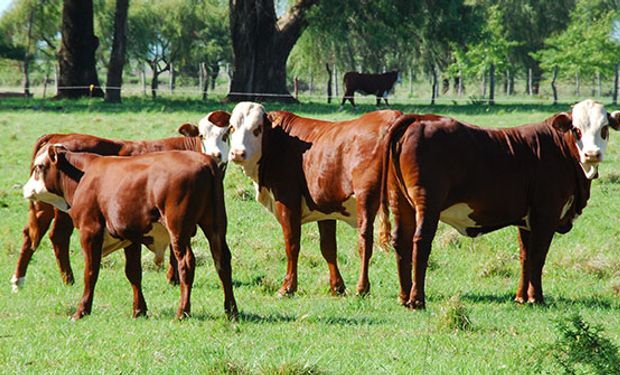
570 100 614 179
228 102 266 168
198 111 231 167
23 146 69 211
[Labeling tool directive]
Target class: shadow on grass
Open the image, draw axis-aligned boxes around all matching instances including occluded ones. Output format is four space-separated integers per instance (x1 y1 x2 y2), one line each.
460 292 620 310
0 96 576 116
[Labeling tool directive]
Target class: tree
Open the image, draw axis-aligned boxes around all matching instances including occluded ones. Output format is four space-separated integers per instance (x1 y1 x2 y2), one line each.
105 0 129 103
56 0 104 98
533 0 620 98
226 0 319 102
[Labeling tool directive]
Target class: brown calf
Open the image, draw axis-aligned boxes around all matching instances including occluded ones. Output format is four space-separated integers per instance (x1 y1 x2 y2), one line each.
383 100 620 309
23 147 237 320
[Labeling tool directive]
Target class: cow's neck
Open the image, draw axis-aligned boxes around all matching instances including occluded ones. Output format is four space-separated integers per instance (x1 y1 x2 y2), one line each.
58 153 99 209
122 136 202 155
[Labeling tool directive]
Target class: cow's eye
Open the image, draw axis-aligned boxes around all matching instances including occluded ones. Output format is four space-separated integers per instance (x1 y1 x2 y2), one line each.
601 125 609 140
572 127 582 140
253 127 262 137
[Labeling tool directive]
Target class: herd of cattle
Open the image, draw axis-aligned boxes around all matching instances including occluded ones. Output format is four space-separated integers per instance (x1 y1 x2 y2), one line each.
14 99 619 320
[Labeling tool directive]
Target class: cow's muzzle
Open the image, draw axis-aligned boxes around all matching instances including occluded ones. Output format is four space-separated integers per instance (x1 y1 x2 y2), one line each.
229 150 246 163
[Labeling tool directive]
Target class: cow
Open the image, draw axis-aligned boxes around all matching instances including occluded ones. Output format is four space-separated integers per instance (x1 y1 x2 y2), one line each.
340 70 400 109
382 99 620 309
178 110 232 172
23 147 237 320
227 102 402 296
11 111 231 292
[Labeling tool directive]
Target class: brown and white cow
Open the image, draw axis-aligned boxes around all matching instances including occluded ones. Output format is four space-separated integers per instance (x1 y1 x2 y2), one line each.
228 102 401 296
340 70 400 109
382 99 620 309
23 147 237 320
11 111 231 292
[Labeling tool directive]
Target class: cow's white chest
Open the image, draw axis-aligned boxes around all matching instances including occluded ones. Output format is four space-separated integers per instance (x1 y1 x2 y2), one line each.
256 184 357 227
101 223 169 266
560 195 575 220
439 203 481 236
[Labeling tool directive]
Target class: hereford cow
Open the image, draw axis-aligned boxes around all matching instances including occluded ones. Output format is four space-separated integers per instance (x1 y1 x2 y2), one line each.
340 70 400 109
228 102 401 296
382 100 620 309
11 111 231 292
23 147 237 320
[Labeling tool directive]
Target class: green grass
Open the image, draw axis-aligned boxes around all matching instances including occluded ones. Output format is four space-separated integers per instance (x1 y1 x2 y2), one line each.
1 97 619 373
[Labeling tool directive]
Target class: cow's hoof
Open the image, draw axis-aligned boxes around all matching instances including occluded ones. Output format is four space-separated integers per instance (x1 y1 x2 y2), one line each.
514 296 526 304
277 287 296 298
71 310 89 321
61 273 75 286
10 275 25 293
133 309 148 319
527 297 545 306
355 284 370 297
175 310 191 320
226 306 239 322
330 283 347 296
405 299 426 310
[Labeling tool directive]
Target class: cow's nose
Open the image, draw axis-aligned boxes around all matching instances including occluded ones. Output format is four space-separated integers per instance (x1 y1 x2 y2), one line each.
584 150 602 162
229 149 246 162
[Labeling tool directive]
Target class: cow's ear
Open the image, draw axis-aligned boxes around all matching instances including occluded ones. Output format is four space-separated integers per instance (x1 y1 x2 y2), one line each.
48 144 66 164
264 113 274 129
608 111 620 131
550 112 573 132
178 123 199 137
207 111 231 128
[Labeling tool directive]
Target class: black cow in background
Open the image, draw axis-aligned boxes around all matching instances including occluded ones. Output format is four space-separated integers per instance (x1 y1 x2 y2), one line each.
340 70 400 109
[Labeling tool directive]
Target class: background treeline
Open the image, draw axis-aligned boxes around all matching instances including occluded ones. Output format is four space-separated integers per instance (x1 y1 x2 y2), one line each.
0 0 619 103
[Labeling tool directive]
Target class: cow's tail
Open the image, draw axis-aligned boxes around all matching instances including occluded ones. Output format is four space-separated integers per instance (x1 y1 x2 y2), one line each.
378 114 419 252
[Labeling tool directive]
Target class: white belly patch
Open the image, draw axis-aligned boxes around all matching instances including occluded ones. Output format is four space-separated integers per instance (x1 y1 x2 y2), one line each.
101 223 169 266
257 184 357 227
439 203 481 236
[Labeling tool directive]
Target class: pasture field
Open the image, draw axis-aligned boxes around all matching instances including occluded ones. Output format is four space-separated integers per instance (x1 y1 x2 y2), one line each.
0 98 619 373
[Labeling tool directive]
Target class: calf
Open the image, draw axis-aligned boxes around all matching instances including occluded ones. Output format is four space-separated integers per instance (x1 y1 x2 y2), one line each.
23 147 237 320
383 100 620 309
228 102 401 296
340 70 400 109
12 111 230 292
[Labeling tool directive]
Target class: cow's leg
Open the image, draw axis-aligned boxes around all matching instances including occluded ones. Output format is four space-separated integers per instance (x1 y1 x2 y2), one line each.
73 227 104 320
384 97 390 106
166 244 180 286
170 236 195 319
389 187 416 306
317 220 346 295
515 228 531 304
275 201 302 297
49 210 75 285
407 194 440 310
12 201 54 291
123 243 147 318
200 222 238 320
355 195 378 296
376 96 382 106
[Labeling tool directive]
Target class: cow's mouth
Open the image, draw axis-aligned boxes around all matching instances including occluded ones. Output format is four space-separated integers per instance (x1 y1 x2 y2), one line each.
581 161 600 180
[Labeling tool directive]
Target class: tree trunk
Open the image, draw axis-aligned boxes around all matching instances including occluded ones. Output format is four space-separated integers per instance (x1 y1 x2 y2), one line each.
575 71 580 97
151 67 159 99
104 0 129 103
481 69 486 97
334 65 339 97
209 62 219 91
551 66 559 105
431 65 438 105
140 64 146 96
23 6 35 96
408 68 413 96
596 71 601 97
613 64 618 106
489 63 495 105
169 62 175 95
226 0 318 102
201 63 209 101
56 0 104 98
457 70 463 96
326 63 332 104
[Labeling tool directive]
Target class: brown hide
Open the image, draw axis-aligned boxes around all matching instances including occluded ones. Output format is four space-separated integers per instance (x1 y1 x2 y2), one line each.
384 113 593 309
36 148 236 320
254 109 402 296
14 132 203 289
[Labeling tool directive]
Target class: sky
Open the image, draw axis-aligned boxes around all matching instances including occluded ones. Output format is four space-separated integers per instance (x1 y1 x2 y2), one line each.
0 0 11 16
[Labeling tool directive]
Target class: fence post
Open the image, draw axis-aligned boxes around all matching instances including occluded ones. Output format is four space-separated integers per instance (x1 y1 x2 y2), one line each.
489 63 495 105
431 65 438 105
528 68 533 96
201 63 208 101
575 71 580 97
551 66 559 105
457 69 463 96
326 63 332 104
334 66 339 97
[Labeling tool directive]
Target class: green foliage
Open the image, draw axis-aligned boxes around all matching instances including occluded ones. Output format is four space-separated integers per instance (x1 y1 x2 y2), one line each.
533 0 620 79
536 314 620 374
437 294 473 332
